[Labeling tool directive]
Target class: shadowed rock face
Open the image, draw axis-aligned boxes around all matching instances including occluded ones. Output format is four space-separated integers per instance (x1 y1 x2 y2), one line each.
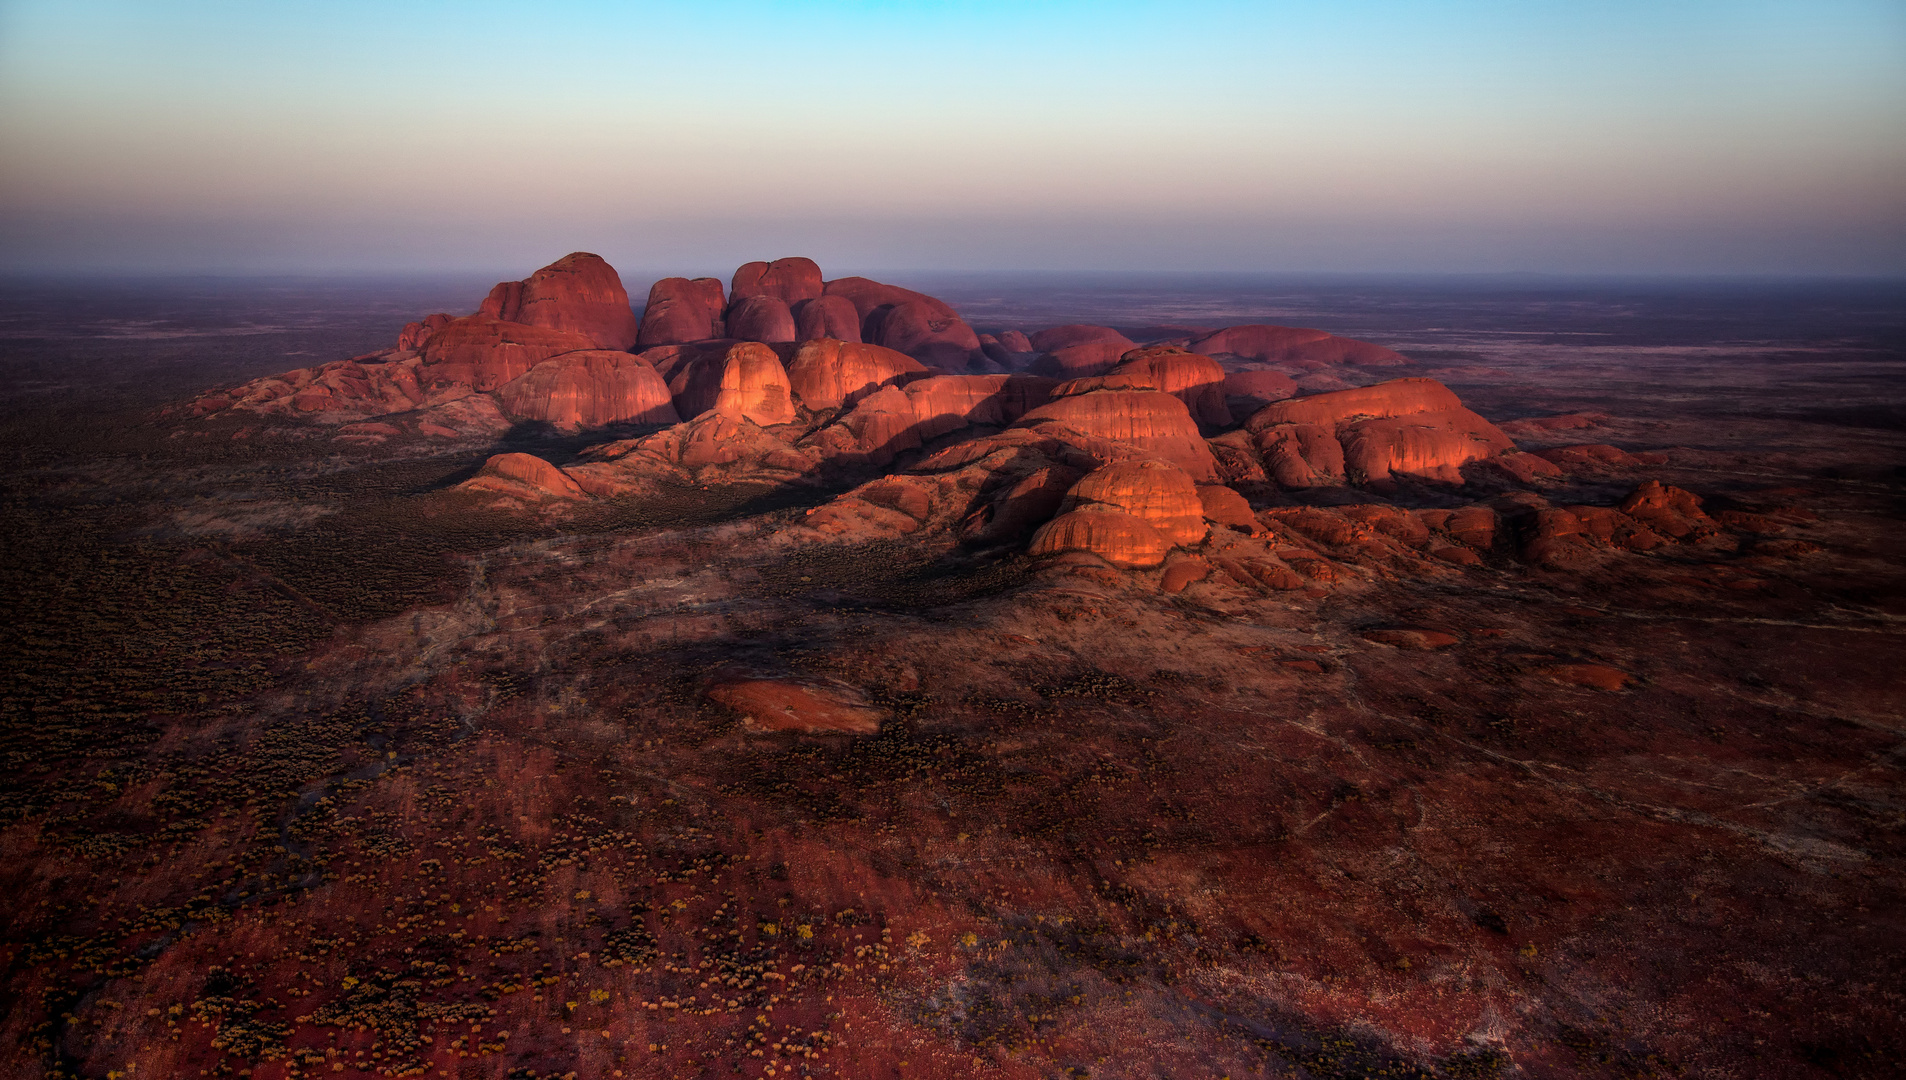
1029 324 1136 354
1223 369 1300 419
724 295 798 344
800 374 1056 468
494 351 679 431
1100 346 1229 428
1028 341 1131 379
792 295 863 343
784 339 927 412
637 277 727 346
477 252 642 352
864 300 982 368
666 341 798 427
729 257 824 306
1015 387 1220 480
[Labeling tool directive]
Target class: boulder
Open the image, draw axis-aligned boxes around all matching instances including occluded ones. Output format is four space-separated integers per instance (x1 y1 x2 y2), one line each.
730 257 824 305
785 339 928 411
479 252 640 351
724 295 798 343
636 277 726 346
792 295 863 343
495 351 680 431
459 452 587 501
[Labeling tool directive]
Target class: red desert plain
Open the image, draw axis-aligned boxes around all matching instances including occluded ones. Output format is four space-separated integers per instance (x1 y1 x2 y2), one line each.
0 255 1901 1080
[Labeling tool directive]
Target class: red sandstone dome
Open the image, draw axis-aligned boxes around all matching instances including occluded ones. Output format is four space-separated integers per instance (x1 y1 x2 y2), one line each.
494 351 679 431
864 300 982 368
1222 369 1299 413
1028 508 1172 569
1014 388 1219 480
1243 377 1513 486
785 340 927 412
792 295 863 343
724 295 798 344
1029 325 1135 354
1103 347 1229 428
666 342 797 427
1059 460 1208 547
1190 324 1407 367
418 319 600 394
477 252 641 352
636 277 726 346
730 257 824 306
459 452 587 501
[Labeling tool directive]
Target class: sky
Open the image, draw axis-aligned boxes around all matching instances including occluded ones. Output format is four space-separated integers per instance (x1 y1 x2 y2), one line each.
1 0 1902 276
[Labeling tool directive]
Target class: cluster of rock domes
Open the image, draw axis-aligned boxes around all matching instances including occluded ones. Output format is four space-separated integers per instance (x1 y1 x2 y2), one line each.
192 252 1788 589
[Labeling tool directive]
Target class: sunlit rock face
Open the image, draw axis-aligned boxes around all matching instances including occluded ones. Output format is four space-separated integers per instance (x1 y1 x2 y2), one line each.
494 351 679 431
1243 377 1514 486
478 252 642 352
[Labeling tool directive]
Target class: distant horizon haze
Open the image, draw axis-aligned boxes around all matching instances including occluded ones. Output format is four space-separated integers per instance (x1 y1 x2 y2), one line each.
2 0 1902 277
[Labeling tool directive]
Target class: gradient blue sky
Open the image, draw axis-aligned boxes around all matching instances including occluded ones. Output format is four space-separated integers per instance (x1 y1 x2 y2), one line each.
2 0 1902 275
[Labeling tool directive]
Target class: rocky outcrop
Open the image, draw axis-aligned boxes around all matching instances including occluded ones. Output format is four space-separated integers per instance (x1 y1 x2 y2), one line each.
785 339 928 411
729 258 824 306
419 319 601 394
792 295 863 343
1098 347 1229 428
478 252 641 351
636 277 726 346
1222 369 1299 418
1057 460 1207 547
800 374 1056 468
494 351 679 431
1190 325 1408 368
665 342 797 427
1028 509 1172 569
1029 325 1135 354
724 295 798 344
1242 378 1513 486
1013 386 1219 481
823 278 981 366
458 452 587 501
